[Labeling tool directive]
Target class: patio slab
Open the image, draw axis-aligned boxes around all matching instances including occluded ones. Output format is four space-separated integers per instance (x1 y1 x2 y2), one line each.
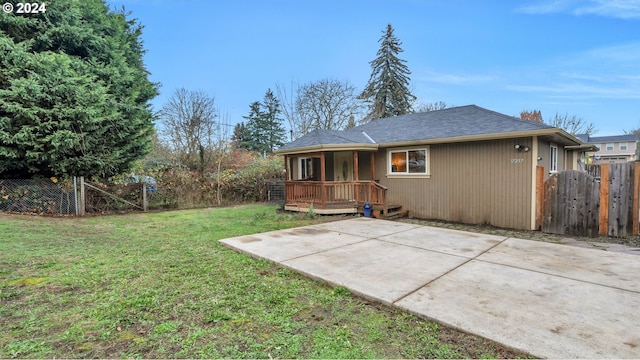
478 237 640 292
282 238 470 303
396 260 640 359
220 218 640 358
379 226 506 257
221 226 367 262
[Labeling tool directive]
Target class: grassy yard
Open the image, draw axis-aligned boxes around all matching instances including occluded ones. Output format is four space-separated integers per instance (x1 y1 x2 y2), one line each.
0 204 527 359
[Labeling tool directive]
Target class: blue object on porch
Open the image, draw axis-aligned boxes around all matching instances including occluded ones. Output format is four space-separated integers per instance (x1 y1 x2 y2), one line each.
363 203 372 218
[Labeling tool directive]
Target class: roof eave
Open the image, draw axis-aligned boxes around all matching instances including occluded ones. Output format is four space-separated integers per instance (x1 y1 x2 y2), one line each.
565 144 600 152
377 128 576 147
274 143 379 155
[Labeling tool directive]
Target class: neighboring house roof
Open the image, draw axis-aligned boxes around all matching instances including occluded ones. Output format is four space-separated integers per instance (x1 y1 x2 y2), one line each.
575 134 638 144
276 105 584 154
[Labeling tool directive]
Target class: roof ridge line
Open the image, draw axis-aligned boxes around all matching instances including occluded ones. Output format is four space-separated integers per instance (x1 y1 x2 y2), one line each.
361 131 376 144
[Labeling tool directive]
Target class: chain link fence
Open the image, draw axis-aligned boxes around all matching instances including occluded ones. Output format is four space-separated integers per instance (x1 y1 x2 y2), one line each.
0 179 77 215
1 175 286 216
267 180 285 203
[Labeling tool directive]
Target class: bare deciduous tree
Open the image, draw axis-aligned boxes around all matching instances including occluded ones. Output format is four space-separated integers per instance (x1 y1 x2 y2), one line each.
415 101 449 113
275 80 300 141
214 114 232 205
549 112 595 135
161 88 218 173
277 79 362 139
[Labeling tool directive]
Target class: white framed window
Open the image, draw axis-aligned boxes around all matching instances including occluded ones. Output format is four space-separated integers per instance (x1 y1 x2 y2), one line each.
550 144 558 172
298 157 313 179
620 142 628 151
606 143 614 151
388 148 429 176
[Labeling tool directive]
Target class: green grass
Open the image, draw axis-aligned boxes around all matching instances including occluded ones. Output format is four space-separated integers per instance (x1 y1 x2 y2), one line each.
0 204 528 358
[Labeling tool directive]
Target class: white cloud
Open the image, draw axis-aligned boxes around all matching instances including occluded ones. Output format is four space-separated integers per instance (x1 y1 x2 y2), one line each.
516 0 577 15
516 0 640 19
507 82 640 99
506 42 640 100
583 42 640 63
575 0 640 18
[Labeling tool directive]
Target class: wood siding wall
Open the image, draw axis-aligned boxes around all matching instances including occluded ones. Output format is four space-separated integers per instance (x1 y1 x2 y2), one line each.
375 138 534 229
537 138 566 179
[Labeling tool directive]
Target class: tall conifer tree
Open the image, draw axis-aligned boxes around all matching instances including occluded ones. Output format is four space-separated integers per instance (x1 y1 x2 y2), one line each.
0 0 158 178
359 24 416 121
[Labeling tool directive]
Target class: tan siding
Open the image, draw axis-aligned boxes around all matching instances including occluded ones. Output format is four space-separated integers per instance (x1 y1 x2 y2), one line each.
376 138 533 229
537 139 571 179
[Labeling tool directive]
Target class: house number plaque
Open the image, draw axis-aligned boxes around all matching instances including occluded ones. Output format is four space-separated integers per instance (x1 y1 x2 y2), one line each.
511 158 524 164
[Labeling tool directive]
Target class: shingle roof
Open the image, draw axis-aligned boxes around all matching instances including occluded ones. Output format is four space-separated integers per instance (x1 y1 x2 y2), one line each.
279 128 375 151
350 105 553 144
576 134 638 144
277 105 566 152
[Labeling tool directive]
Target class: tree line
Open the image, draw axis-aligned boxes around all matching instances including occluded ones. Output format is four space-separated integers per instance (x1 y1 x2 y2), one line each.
0 0 602 181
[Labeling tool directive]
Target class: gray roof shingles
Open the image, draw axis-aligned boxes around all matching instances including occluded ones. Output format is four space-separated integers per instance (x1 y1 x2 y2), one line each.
575 134 638 144
279 105 556 151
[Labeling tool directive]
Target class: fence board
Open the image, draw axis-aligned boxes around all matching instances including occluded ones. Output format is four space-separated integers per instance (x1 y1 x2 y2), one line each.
544 162 638 238
608 163 634 237
543 170 600 237
599 164 610 236
543 174 559 234
535 166 544 230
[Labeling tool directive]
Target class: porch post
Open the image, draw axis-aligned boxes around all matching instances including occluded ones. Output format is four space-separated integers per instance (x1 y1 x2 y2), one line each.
353 151 360 204
353 151 359 181
320 152 326 208
283 155 288 180
370 152 376 181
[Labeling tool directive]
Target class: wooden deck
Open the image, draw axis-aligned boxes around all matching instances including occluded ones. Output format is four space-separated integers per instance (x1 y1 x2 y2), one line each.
284 180 407 218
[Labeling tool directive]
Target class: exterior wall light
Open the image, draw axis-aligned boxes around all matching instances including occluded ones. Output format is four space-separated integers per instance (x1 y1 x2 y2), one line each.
514 144 530 152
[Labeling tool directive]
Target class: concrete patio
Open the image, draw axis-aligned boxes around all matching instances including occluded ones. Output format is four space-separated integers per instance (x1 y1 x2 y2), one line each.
219 217 640 359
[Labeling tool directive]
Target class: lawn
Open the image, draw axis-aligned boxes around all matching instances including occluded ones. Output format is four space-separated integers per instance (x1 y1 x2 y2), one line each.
0 204 527 358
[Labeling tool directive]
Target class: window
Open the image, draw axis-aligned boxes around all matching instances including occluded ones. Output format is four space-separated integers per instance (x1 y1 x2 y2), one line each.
299 158 313 179
606 143 614 151
550 145 558 172
620 142 628 151
388 148 428 175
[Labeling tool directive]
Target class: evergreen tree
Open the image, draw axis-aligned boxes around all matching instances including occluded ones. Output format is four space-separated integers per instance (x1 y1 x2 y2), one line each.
0 0 158 178
243 89 286 153
359 24 416 121
230 122 250 149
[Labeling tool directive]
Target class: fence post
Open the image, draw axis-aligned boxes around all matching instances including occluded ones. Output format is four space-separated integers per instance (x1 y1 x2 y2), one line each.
634 162 640 235
535 166 544 230
142 183 148 211
78 176 86 216
599 164 610 236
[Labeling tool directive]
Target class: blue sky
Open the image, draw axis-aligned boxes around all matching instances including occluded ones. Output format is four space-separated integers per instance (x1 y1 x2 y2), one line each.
107 0 640 136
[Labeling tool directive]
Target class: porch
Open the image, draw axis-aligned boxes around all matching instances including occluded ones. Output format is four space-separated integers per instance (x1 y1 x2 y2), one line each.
282 148 407 217
284 180 402 216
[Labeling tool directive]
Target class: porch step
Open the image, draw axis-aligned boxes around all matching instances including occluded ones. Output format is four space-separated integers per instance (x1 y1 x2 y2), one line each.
368 204 406 219
384 209 409 220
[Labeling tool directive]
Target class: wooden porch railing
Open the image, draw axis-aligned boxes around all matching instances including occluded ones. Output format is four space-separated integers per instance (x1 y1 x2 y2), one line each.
285 180 387 210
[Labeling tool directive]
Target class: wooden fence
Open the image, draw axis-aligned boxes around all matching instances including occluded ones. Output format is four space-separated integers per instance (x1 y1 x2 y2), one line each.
539 162 640 237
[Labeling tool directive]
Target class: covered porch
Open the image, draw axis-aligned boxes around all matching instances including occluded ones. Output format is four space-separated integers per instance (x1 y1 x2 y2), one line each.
282 150 399 217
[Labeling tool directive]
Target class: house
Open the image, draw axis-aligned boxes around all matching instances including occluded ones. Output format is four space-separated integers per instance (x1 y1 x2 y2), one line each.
575 134 638 164
274 105 595 230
